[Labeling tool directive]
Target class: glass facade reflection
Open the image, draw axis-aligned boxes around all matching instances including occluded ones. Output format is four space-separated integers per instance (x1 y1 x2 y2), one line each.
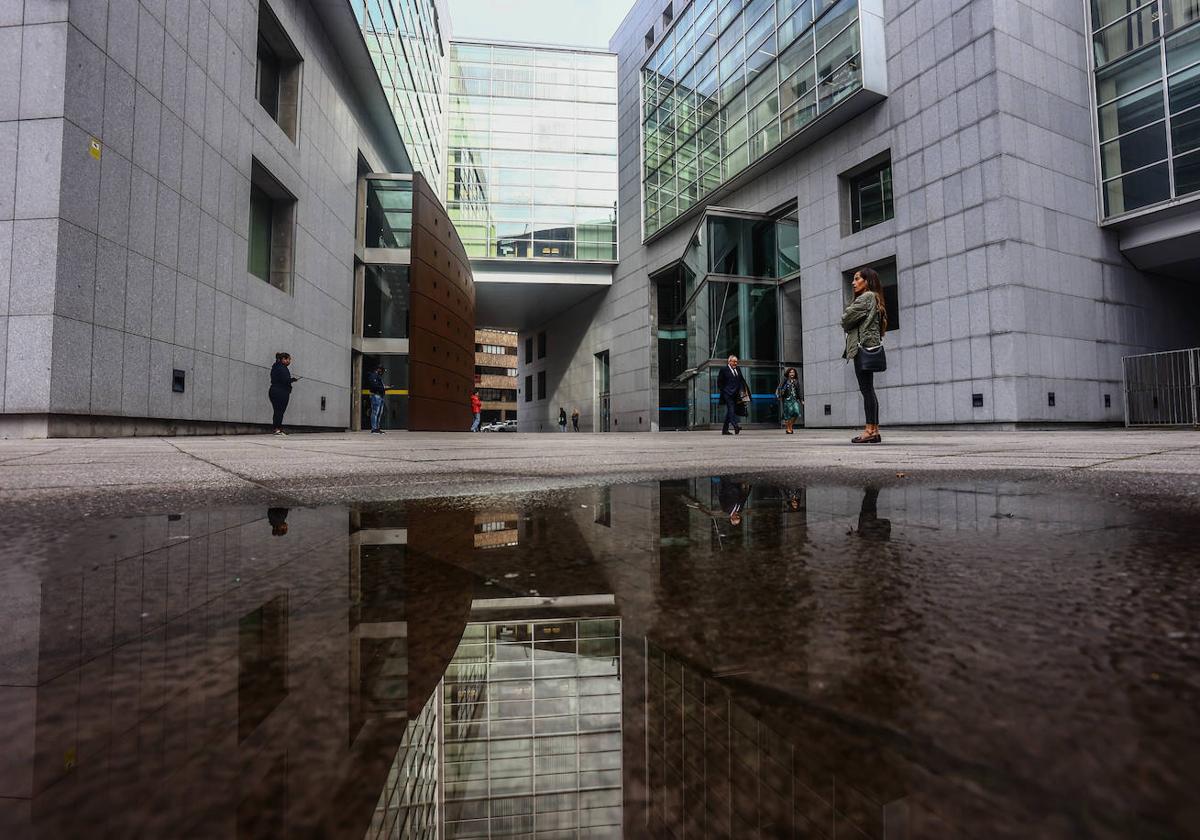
1090 4 1200 216
642 0 865 236
447 41 620 260
657 210 800 428
357 0 448 193
442 619 623 838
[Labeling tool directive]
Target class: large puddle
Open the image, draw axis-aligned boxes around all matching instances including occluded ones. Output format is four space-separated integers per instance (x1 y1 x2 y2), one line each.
0 477 1197 838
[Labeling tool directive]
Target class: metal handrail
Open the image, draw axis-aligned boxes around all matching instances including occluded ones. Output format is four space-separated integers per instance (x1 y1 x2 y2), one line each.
1122 348 1200 426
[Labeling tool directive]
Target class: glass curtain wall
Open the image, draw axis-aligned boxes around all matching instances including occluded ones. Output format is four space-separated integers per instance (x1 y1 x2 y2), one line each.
447 42 619 260
1090 3 1200 216
642 0 864 236
659 211 800 428
357 0 449 194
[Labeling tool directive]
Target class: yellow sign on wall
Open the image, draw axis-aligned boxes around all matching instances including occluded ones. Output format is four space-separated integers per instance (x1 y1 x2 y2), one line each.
88 138 101 160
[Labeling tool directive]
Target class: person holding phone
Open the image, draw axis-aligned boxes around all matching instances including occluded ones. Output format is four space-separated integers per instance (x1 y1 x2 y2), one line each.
269 352 298 435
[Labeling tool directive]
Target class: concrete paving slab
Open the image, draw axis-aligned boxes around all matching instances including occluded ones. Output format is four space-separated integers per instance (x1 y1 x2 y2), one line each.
0 429 1196 520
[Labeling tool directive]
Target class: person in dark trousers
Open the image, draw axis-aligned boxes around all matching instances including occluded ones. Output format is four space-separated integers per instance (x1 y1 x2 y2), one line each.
854 486 892 542
269 352 297 435
571 408 580 432
558 407 567 432
716 355 749 435
717 477 752 527
268 507 290 536
841 267 888 444
470 390 482 431
366 365 388 433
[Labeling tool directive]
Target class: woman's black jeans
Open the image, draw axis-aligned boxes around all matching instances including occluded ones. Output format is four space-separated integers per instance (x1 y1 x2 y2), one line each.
855 365 879 426
269 386 290 429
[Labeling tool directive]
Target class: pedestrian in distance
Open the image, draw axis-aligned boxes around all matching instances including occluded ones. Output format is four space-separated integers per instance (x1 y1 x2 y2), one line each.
716 355 749 435
776 367 802 434
841 267 888 444
470 390 482 432
571 407 580 432
558 407 568 432
269 352 298 436
366 365 388 433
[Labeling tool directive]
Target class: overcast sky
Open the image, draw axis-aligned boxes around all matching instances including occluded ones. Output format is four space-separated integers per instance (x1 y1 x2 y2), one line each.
447 0 638 49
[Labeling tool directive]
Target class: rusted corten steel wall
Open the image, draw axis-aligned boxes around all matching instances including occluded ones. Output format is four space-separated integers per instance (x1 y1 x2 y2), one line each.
408 174 476 431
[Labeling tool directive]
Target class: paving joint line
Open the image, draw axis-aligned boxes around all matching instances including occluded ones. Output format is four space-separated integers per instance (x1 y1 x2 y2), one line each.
161 438 307 503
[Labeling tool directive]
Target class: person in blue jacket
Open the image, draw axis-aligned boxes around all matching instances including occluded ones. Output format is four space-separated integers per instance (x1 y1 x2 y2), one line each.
366 365 389 433
269 352 297 435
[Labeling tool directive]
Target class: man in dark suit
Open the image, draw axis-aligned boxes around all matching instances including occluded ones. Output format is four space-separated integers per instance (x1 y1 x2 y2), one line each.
716 355 748 435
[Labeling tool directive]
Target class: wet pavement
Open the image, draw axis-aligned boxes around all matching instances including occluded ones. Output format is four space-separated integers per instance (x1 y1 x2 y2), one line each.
0 476 1198 839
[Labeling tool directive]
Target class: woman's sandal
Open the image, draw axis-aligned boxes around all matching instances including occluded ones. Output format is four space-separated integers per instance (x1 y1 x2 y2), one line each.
851 434 882 444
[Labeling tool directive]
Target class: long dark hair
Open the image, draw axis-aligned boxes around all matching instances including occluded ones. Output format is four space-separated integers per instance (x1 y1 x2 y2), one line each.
856 268 888 335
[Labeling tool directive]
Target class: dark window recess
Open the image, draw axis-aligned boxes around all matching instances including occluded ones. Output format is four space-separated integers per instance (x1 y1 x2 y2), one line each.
256 34 280 117
248 160 296 292
1104 393 1112 408
524 375 533 403
256 2 302 141
1048 392 1056 407
972 393 984 408
537 331 547 359
645 27 655 49
824 404 832 415
238 595 288 742
849 160 894 233
525 336 533 364
172 369 186 393
844 258 900 331
478 388 517 401
537 370 546 400
662 3 673 26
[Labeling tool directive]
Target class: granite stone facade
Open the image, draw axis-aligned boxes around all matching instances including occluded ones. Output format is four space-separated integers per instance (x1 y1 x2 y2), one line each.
0 0 406 436
521 0 1200 430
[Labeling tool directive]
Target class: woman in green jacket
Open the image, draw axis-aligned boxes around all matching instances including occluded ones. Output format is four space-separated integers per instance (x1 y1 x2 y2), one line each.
841 267 888 444
776 367 802 434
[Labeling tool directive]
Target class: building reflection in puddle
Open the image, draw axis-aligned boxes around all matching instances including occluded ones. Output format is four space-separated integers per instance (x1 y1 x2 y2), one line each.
0 477 1197 838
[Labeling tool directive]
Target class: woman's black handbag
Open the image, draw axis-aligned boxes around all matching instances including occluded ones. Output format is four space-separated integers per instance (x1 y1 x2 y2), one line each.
856 344 887 373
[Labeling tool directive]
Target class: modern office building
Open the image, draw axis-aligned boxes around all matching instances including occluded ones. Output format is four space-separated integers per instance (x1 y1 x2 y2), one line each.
444 40 625 420
518 0 1200 431
474 328 518 423
358 0 451 196
0 0 473 437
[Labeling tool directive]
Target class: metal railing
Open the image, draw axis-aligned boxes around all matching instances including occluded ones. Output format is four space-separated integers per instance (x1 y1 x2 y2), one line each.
1122 348 1200 426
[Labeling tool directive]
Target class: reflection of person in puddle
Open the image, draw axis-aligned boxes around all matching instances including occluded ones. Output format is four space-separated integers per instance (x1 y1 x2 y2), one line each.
855 486 891 541
268 507 289 536
717 477 751 526
786 490 803 512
